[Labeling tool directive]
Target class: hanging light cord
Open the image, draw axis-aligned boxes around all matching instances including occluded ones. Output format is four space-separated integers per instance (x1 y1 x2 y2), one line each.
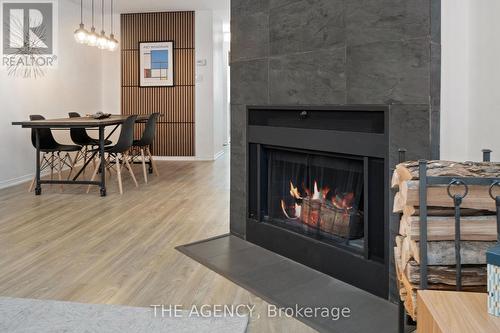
110 0 114 34
80 0 83 24
91 0 94 27
101 0 104 31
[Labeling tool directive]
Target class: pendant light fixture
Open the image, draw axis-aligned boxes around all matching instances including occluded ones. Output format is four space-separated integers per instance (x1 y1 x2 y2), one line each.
74 0 88 43
87 0 99 46
107 0 119 51
74 0 117 51
97 0 109 49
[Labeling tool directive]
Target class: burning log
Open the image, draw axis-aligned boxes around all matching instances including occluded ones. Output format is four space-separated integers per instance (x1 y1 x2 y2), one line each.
321 201 363 239
281 181 363 240
300 197 321 228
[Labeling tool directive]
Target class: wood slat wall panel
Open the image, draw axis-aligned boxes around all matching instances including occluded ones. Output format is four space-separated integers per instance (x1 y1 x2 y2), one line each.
133 123 195 156
121 12 194 50
121 11 195 157
122 49 194 86
121 86 194 122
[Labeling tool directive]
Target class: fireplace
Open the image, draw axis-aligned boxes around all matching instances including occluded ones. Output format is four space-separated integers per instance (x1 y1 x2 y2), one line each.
246 106 389 298
268 149 365 247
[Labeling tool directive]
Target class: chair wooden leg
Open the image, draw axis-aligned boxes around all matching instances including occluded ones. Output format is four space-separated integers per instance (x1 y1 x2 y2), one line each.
116 154 123 195
83 146 88 176
140 148 148 183
105 154 113 179
86 161 100 194
73 150 80 165
146 147 159 176
28 177 36 192
124 152 138 188
91 147 96 173
50 153 55 184
66 153 75 180
57 153 63 192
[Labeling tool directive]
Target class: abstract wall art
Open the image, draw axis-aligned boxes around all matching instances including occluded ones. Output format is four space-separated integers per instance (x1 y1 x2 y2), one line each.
139 41 174 87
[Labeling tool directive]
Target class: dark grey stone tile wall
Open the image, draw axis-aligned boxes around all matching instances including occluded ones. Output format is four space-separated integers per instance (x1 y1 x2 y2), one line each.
230 0 441 301
231 59 269 105
269 47 346 104
345 0 430 46
347 39 431 104
269 0 345 56
230 104 247 238
231 12 269 62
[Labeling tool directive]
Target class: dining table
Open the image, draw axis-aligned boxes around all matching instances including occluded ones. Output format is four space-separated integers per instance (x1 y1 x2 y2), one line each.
12 115 150 196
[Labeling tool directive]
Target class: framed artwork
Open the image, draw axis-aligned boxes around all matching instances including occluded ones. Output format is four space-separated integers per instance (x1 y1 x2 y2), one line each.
139 41 174 87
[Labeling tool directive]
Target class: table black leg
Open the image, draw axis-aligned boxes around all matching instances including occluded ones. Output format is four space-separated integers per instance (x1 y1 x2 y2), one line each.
35 129 42 195
99 126 106 197
73 125 118 181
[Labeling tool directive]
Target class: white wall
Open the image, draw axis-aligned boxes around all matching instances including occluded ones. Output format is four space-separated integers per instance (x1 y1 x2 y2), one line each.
467 1 500 161
194 9 230 160
441 0 471 161
101 10 230 160
101 13 121 116
441 0 500 161
195 10 215 160
212 9 230 158
0 1 103 188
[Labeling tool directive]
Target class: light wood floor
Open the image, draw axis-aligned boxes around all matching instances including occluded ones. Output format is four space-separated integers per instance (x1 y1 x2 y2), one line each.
0 151 315 332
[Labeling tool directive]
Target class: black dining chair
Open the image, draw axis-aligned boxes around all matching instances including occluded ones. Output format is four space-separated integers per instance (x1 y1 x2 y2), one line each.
68 112 112 174
131 113 160 183
87 115 138 195
28 115 82 192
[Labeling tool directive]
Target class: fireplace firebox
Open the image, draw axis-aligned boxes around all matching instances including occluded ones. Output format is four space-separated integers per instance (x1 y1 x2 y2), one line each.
246 106 389 298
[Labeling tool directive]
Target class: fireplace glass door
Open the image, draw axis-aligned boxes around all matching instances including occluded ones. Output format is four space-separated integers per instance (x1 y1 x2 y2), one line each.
264 149 365 251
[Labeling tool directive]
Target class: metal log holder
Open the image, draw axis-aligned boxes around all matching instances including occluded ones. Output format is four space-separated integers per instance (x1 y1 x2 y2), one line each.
398 149 500 333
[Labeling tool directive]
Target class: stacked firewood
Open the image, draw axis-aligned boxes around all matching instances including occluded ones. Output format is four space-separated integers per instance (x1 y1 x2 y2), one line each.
392 160 500 320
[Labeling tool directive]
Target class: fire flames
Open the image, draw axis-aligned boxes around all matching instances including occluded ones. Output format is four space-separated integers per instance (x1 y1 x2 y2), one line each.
279 179 363 239
280 180 356 231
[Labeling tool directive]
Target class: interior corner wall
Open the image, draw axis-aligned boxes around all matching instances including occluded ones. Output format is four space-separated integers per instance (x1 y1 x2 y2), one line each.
101 13 121 117
102 10 224 160
212 10 230 158
440 0 470 161
466 0 500 161
195 10 215 160
441 0 500 161
0 0 102 188
120 11 195 157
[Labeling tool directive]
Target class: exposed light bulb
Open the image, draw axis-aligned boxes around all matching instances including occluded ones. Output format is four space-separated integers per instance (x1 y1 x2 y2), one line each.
97 31 108 49
74 23 88 44
87 27 98 46
107 34 118 51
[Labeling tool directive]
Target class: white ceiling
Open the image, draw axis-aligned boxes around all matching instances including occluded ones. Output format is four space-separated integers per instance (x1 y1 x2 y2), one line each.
114 0 229 13
72 0 230 14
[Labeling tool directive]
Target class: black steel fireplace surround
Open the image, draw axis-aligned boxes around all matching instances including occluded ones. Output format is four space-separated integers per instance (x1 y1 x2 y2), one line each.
246 106 390 298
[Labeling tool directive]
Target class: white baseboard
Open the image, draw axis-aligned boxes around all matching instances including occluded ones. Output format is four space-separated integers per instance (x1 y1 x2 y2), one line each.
0 161 85 190
0 173 36 189
152 156 200 161
153 150 226 162
213 150 225 160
